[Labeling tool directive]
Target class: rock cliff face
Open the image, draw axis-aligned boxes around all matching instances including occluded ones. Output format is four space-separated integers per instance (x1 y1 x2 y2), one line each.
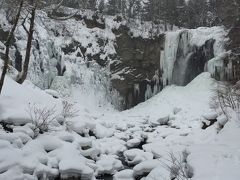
0 7 238 109
111 26 164 109
111 27 220 109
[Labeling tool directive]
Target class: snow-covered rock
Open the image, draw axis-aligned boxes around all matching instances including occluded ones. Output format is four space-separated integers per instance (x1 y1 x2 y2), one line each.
96 155 123 175
123 149 153 165
113 169 134 180
133 160 162 177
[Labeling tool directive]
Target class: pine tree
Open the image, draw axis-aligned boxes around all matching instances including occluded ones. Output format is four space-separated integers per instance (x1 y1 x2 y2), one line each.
107 0 119 15
186 0 208 28
176 0 188 27
131 0 142 19
142 0 156 21
165 0 178 29
120 0 127 17
88 0 97 10
98 0 105 14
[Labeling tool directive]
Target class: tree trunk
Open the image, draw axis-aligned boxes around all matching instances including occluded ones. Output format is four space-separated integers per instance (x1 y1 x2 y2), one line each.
0 0 24 94
16 3 36 84
164 20 167 31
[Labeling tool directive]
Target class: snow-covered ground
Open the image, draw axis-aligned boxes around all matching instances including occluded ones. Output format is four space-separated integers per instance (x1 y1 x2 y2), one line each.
0 71 240 180
0 6 239 180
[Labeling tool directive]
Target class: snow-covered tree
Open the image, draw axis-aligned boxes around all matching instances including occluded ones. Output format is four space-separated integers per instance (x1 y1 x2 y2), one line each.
98 0 106 14
107 0 119 15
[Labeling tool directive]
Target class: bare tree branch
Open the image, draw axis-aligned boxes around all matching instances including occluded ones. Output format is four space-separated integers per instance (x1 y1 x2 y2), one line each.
21 12 30 35
0 0 24 94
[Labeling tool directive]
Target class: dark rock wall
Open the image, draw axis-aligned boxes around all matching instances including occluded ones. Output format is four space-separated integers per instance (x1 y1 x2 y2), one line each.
110 28 218 109
2 7 239 109
183 39 215 84
111 26 164 109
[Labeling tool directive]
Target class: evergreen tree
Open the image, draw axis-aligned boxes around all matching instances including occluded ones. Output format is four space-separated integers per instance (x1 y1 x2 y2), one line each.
176 0 188 27
131 0 142 19
107 0 119 15
142 0 157 21
98 0 105 14
88 0 97 10
120 0 127 17
165 0 178 29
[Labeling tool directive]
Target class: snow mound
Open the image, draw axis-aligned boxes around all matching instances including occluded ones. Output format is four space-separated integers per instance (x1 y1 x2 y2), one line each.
1 69 240 180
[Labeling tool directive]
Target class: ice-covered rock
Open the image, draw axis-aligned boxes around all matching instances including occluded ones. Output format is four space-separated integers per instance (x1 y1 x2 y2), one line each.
145 166 170 180
150 114 170 126
59 160 94 179
96 155 123 175
113 169 134 180
13 124 35 139
202 112 218 120
156 115 170 125
126 138 141 148
173 107 182 115
133 160 161 177
44 89 60 98
217 114 228 127
123 149 153 165
94 124 115 138
93 137 127 155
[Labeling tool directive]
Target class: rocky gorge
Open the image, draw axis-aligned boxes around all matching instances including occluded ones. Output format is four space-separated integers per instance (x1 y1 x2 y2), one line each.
0 4 239 110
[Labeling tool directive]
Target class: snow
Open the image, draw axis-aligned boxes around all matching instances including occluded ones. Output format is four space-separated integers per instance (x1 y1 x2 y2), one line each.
188 121 240 180
0 76 61 125
0 6 239 180
124 149 153 165
133 159 161 177
1 70 240 180
190 26 228 56
160 30 181 86
114 169 134 180
96 155 123 175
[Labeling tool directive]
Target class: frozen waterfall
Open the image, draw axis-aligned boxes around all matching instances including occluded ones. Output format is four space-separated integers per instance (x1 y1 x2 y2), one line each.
160 30 181 87
160 27 228 87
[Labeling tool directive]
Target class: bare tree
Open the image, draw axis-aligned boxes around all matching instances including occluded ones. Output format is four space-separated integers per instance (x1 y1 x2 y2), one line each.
16 0 38 84
61 100 79 118
0 0 24 93
27 103 57 136
16 0 77 84
161 151 193 180
214 82 240 121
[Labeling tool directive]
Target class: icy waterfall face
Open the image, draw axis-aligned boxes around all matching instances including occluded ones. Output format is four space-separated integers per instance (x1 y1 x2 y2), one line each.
111 26 227 108
160 27 227 87
160 31 181 87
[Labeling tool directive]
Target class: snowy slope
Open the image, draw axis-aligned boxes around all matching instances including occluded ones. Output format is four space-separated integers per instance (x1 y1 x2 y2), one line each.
0 71 240 180
0 6 239 180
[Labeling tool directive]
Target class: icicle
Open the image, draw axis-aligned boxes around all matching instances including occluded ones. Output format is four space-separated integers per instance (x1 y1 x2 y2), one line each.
134 84 140 98
160 30 181 87
145 84 153 101
152 70 160 95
